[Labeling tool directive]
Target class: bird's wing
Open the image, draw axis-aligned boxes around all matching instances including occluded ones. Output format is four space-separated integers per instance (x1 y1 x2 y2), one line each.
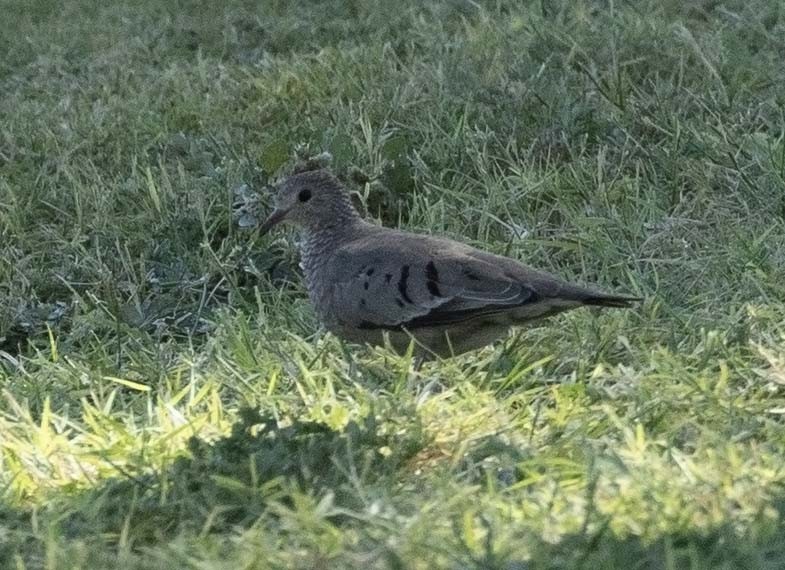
325 232 546 331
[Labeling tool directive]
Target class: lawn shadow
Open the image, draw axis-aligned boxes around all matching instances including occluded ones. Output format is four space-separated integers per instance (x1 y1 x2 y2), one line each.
1 410 784 569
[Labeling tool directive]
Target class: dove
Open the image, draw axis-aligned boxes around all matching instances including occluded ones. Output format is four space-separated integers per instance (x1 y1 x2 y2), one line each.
258 168 640 358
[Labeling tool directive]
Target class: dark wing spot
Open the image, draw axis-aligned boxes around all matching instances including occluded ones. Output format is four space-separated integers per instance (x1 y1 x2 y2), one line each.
366 268 375 276
463 269 482 281
364 282 369 290
360 298 367 307
425 261 442 298
426 261 439 281
397 265 413 304
530 290 541 303
385 273 393 283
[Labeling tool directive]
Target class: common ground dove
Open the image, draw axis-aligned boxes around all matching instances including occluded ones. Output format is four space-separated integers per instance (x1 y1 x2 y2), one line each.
259 169 639 358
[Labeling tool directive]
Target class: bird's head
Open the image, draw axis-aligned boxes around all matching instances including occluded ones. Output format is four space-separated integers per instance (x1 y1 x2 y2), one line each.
259 169 359 234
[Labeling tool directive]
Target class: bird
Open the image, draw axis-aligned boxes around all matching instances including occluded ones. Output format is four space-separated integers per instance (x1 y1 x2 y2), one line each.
258 168 640 359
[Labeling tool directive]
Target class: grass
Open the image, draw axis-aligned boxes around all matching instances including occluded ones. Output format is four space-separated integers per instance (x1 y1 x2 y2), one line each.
2 0 785 567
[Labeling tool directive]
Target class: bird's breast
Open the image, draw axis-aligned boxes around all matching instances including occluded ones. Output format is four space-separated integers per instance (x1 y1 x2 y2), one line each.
298 231 340 325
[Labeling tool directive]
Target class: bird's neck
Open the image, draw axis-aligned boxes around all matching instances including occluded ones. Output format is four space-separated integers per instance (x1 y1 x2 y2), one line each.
299 215 366 283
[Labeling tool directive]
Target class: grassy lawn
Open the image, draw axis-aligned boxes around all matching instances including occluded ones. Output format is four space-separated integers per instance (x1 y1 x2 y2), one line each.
2 0 785 567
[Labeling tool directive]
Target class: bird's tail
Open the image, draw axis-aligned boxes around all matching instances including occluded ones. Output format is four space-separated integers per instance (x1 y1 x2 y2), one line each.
582 294 642 308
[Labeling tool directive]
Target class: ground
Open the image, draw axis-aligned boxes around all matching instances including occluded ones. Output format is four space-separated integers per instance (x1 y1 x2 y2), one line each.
2 0 785 568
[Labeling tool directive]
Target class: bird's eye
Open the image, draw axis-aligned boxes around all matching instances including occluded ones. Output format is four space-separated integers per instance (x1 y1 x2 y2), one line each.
298 189 312 202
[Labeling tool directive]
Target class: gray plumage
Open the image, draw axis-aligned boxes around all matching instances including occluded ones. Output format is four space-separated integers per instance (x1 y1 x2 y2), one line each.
259 169 640 358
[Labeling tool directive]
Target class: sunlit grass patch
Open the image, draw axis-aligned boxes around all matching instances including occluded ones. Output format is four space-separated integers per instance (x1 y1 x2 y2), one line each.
0 359 230 503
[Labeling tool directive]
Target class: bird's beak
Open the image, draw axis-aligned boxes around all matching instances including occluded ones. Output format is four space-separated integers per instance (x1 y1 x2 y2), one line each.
258 208 289 236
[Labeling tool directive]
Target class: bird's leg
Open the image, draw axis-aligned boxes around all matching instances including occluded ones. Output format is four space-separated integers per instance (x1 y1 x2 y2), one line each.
409 353 448 401
406 355 424 392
